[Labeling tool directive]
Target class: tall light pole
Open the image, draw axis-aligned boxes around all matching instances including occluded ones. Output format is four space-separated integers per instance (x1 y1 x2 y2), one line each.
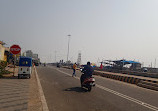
154 58 157 68
67 34 71 63
55 51 57 63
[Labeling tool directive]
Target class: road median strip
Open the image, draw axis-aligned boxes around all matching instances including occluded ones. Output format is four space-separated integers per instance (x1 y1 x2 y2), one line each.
93 70 158 91
62 66 158 91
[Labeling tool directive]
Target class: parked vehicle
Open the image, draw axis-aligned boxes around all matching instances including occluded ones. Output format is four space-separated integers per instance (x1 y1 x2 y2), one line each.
18 57 32 79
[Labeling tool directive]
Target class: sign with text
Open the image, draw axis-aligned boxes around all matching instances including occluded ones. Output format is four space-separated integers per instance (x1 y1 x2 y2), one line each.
10 44 21 55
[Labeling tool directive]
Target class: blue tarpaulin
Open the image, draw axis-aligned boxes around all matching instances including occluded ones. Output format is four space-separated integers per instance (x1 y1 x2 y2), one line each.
121 60 140 64
113 60 140 65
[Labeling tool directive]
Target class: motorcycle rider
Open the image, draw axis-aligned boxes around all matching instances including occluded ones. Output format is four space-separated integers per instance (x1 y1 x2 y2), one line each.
80 61 94 85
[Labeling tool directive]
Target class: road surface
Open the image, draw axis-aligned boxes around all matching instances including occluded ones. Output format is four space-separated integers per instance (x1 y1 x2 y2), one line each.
37 66 158 111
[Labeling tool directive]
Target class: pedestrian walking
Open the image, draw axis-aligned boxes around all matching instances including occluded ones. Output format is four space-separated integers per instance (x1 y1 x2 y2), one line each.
72 63 77 77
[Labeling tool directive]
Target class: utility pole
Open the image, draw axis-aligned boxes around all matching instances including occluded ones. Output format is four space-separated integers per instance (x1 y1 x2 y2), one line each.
77 51 81 65
154 58 156 68
67 35 71 63
55 51 57 63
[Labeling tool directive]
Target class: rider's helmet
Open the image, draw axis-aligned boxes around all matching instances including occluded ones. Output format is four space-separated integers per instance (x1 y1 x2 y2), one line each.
87 61 90 65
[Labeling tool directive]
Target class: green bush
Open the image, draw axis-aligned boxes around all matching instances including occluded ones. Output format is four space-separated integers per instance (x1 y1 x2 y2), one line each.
0 75 2 78
0 61 7 74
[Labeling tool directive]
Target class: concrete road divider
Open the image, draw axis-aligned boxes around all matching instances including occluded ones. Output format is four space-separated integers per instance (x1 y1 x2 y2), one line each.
137 80 158 91
93 70 158 91
62 66 158 91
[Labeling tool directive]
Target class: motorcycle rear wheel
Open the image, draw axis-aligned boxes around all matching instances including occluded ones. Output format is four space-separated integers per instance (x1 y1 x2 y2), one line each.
87 86 92 92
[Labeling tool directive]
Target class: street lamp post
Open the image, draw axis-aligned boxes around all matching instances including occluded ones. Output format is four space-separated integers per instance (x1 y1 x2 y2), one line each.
55 51 57 63
67 35 71 64
154 58 157 68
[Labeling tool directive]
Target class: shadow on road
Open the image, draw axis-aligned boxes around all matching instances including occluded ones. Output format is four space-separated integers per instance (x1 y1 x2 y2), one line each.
0 76 18 79
64 87 88 93
0 76 29 79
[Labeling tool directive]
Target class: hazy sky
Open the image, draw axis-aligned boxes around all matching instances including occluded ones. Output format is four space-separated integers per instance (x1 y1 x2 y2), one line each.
1 0 158 67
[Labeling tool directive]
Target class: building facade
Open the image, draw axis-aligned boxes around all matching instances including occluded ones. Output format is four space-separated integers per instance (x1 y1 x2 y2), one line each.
33 54 38 59
25 50 33 58
0 41 6 61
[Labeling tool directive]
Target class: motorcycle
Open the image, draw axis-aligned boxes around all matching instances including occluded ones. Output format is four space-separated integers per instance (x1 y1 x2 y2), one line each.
81 75 95 92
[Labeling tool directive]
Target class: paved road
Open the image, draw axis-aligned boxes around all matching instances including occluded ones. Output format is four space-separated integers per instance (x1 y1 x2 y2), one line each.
37 66 158 111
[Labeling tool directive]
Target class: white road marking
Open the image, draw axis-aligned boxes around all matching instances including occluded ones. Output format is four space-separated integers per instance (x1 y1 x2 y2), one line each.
56 68 158 111
34 66 49 111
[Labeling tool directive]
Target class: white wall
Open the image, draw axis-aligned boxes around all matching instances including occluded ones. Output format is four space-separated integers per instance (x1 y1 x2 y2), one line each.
0 44 5 61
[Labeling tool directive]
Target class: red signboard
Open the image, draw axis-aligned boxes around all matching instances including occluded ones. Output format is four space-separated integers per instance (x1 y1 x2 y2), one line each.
10 45 21 55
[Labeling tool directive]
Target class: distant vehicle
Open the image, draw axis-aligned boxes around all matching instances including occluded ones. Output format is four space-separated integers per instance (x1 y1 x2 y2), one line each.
57 63 60 68
143 68 148 72
33 59 39 66
18 57 32 79
44 63 46 66
34 62 39 66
